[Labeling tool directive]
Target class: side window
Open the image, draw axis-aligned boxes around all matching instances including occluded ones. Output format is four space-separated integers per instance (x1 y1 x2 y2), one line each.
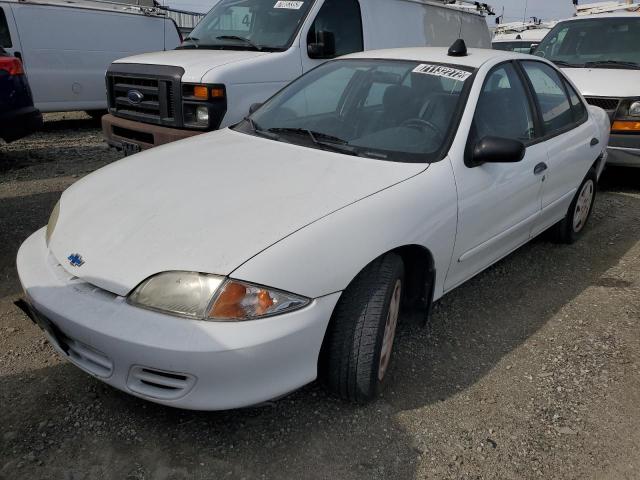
522 61 574 136
473 63 535 143
563 79 588 123
307 0 363 57
0 8 12 48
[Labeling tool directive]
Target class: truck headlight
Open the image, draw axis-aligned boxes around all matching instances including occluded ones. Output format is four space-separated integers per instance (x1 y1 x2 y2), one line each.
630 101 640 117
182 83 227 130
128 272 310 321
45 200 60 247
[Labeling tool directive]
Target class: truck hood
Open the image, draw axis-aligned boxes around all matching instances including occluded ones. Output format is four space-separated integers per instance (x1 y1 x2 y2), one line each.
562 68 640 98
114 49 269 83
50 129 426 297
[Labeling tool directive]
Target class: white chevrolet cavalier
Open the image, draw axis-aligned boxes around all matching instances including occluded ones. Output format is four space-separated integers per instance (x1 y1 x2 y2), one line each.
17 43 610 410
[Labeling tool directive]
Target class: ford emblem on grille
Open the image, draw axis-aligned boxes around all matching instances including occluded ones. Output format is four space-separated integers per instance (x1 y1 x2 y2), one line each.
67 253 85 267
127 89 144 105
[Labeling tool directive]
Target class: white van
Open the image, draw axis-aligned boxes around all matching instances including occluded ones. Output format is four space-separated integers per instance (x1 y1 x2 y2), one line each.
101 0 494 153
533 6 640 167
492 22 555 53
0 0 181 114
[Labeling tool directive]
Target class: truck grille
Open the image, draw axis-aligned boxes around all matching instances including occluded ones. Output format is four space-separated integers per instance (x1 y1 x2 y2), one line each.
106 64 185 128
584 96 620 112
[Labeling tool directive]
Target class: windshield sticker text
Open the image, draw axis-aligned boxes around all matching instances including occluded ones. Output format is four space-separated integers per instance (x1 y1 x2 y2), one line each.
274 1 304 9
412 64 472 81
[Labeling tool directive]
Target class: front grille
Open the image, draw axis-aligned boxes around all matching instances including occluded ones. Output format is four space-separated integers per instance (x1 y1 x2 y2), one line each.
127 366 196 400
106 64 185 128
584 96 621 112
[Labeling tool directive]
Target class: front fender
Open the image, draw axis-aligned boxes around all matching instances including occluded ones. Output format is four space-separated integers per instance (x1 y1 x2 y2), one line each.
230 159 458 300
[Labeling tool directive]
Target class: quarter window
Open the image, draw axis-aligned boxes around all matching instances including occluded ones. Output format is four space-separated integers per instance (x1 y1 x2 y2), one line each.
0 8 11 48
473 63 535 143
522 61 574 136
307 0 363 58
563 79 588 123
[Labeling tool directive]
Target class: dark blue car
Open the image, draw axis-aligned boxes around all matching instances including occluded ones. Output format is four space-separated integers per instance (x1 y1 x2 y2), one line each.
0 46 42 142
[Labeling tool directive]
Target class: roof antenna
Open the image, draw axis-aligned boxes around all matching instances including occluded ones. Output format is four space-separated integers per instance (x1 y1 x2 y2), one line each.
448 39 468 57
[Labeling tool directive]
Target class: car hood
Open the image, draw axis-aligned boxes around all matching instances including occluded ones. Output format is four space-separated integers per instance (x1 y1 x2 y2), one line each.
562 68 640 98
113 49 269 83
50 129 427 297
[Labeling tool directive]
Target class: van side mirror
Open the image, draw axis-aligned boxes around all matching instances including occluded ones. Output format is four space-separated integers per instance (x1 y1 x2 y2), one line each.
249 102 263 114
529 43 539 54
307 31 336 59
472 136 526 165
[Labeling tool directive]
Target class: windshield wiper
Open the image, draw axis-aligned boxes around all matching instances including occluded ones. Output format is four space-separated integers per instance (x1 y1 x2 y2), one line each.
245 117 279 140
267 128 360 156
550 60 583 68
584 60 640 70
216 35 263 51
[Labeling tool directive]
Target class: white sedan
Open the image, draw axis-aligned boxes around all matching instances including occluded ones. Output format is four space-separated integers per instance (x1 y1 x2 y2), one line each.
17 43 610 410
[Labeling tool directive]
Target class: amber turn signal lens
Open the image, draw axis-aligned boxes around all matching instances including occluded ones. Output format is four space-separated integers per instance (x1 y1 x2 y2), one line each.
211 87 225 98
193 85 209 100
612 121 640 132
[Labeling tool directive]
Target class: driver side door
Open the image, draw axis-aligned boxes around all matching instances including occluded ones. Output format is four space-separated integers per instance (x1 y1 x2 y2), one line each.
445 62 547 291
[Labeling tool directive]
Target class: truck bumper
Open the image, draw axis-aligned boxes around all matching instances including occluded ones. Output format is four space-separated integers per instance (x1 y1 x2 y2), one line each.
607 134 640 168
102 114 202 153
0 106 43 143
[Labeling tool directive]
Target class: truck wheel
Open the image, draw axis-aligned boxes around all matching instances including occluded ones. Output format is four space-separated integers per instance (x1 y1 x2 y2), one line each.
321 253 404 403
551 169 597 244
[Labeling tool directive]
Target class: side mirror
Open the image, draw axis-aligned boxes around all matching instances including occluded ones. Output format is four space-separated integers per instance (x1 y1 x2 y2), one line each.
249 102 263 114
529 43 539 54
307 31 336 59
472 136 526 165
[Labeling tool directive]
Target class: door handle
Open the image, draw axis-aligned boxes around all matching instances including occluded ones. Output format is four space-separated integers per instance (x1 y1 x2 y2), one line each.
534 162 548 175
590 137 599 147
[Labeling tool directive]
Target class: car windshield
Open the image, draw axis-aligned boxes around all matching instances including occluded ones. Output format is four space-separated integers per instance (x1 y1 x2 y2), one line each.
534 17 640 68
178 0 314 52
237 59 474 163
493 41 535 54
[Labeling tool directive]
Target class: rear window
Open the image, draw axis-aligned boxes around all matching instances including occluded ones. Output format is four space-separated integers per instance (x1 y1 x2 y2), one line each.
0 8 11 48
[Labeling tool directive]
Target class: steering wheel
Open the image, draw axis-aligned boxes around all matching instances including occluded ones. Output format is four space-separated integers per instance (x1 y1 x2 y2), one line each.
400 118 444 140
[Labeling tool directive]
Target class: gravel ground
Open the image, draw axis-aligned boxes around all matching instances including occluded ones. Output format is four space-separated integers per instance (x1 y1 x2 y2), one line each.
0 113 639 480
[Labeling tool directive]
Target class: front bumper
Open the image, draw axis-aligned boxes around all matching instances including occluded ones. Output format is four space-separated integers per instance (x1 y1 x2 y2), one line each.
101 114 202 152
17 229 340 410
0 106 43 143
607 133 640 167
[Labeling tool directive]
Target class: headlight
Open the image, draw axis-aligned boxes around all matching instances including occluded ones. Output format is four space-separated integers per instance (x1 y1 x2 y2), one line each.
45 200 60 247
128 272 310 321
630 101 640 117
196 105 209 123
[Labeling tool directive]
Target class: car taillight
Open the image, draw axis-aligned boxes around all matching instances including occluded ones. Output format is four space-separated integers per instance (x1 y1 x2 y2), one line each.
0 56 24 76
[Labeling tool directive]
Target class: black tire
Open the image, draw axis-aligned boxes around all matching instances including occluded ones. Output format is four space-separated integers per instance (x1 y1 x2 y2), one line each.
551 168 597 244
320 253 404 403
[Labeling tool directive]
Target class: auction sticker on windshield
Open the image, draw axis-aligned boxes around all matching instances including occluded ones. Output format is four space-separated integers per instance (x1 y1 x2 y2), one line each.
274 1 304 9
412 64 472 81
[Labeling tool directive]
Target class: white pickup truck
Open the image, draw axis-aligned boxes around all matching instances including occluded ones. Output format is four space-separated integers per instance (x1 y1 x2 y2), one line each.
101 0 494 154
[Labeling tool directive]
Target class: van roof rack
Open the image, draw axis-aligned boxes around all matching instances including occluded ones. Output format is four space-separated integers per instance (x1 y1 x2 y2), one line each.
414 0 495 16
575 1 640 15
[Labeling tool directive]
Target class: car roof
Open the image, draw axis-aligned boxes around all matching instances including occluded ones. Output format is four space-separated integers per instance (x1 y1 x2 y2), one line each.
342 47 530 69
561 11 640 21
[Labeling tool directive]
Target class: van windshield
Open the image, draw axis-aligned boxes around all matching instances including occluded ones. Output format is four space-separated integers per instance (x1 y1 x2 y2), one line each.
237 59 474 163
178 0 314 52
534 17 640 69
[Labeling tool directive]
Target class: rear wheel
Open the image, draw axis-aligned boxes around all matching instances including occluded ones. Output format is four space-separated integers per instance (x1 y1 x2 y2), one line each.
551 169 597 244
321 253 404 403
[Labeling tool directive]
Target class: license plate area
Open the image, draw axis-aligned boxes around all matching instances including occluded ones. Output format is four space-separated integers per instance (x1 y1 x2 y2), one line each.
122 141 141 156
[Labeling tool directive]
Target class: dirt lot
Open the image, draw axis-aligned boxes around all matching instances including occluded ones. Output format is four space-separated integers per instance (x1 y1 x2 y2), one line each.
0 113 639 480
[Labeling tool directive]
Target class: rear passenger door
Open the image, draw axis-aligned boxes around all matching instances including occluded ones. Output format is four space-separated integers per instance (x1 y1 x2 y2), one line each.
445 62 547 291
519 60 597 236
0 4 21 59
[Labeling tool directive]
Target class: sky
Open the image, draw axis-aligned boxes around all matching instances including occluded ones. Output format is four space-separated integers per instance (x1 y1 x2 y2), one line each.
163 0 578 21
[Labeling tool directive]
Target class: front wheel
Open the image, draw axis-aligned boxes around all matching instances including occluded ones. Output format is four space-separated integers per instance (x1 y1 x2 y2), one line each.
551 169 597 244
320 253 404 403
